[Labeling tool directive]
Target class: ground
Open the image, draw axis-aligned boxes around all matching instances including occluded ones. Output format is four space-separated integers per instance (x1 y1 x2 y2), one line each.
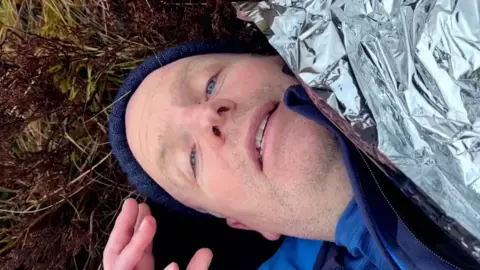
0 1 270 269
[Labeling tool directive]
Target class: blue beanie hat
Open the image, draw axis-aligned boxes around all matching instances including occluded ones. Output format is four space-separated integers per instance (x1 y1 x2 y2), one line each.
108 40 275 216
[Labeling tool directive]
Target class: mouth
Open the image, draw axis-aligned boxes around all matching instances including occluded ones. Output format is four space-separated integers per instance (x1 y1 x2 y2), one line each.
247 102 279 171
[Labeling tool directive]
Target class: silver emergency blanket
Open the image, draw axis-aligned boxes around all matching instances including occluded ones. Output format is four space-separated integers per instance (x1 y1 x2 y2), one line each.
234 0 480 259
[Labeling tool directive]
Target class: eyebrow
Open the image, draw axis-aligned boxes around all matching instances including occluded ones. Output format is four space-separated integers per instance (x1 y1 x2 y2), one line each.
155 127 185 192
172 59 197 105
156 131 192 193
155 124 169 180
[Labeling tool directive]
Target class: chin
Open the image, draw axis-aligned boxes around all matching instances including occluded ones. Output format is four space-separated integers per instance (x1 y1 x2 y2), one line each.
265 111 338 185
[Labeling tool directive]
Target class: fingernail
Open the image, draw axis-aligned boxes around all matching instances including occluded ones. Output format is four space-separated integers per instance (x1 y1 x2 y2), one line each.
122 198 131 209
139 218 148 231
164 262 175 270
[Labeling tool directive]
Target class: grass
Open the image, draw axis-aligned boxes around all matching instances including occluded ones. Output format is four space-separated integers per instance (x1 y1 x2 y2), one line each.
0 0 267 269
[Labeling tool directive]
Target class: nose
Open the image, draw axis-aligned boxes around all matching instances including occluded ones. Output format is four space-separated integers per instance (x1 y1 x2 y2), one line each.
183 98 236 144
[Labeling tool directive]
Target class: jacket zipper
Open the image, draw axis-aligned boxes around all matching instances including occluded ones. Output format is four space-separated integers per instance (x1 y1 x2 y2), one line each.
355 147 460 269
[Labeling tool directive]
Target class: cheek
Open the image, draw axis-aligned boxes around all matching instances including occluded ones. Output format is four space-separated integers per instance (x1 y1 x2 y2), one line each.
200 148 257 211
202 169 247 212
224 61 290 98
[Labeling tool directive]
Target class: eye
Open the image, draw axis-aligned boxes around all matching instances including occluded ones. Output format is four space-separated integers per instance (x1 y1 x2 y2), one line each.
190 147 197 176
205 75 217 98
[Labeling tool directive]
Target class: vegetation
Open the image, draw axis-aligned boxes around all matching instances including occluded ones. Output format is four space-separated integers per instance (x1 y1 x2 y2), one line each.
0 0 266 268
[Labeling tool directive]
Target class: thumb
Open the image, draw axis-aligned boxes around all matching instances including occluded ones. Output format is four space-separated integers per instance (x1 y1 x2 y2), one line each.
186 248 213 270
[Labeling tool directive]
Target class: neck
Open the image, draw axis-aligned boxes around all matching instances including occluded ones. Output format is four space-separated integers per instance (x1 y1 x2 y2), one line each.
296 157 353 242
316 173 353 242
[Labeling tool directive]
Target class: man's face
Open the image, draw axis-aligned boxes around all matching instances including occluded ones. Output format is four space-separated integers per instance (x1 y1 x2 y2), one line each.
125 54 352 241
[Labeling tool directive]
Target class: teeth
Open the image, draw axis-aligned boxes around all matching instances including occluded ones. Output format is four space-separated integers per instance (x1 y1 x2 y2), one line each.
259 118 268 131
255 116 269 149
260 136 265 157
255 113 272 163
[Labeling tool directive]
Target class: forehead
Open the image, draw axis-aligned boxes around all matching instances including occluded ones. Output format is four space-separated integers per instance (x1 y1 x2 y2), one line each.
125 57 186 185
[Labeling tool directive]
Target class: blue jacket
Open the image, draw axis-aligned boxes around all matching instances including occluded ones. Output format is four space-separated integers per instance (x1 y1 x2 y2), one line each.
260 85 479 270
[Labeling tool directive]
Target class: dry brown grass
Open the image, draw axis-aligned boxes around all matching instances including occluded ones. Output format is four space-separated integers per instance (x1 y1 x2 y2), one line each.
0 0 267 269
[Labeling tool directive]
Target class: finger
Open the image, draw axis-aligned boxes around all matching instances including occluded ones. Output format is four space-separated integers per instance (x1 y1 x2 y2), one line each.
164 262 180 270
186 248 213 270
114 216 157 270
134 203 151 232
134 203 154 253
104 199 139 269
133 252 155 270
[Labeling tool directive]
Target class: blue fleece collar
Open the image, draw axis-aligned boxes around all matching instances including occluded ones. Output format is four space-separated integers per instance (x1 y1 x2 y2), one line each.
335 200 388 269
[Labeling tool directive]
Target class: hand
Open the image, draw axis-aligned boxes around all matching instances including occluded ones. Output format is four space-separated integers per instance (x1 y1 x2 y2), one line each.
236 10 252 22
103 198 214 270
103 198 156 270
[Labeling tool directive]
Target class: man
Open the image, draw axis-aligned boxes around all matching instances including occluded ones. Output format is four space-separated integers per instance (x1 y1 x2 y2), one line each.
105 40 478 270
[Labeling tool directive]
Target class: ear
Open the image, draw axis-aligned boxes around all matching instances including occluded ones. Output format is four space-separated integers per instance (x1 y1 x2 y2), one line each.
226 218 281 241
